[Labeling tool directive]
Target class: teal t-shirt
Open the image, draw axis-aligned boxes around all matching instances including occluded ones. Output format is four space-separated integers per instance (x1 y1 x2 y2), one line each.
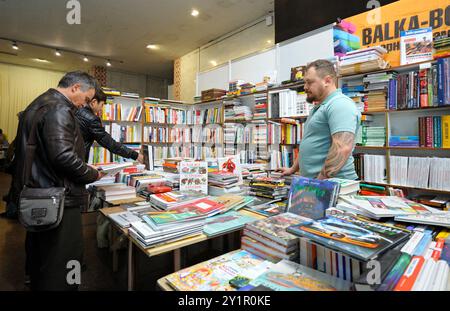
299 89 361 180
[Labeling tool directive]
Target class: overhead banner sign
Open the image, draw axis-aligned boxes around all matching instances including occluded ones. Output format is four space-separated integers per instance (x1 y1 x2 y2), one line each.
346 0 450 67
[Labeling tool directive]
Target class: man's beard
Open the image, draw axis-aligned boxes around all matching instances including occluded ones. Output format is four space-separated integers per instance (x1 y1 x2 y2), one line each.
306 94 317 103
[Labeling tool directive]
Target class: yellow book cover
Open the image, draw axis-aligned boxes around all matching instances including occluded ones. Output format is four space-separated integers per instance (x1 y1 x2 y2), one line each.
442 115 450 148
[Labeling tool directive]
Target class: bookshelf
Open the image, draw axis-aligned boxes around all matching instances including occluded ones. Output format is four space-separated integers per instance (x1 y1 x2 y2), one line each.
344 58 450 194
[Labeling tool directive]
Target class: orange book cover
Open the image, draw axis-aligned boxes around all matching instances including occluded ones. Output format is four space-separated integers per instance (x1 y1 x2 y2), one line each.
393 256 425 291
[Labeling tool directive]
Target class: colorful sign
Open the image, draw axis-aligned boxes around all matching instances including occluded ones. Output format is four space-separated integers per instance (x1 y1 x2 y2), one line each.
346 0 450 67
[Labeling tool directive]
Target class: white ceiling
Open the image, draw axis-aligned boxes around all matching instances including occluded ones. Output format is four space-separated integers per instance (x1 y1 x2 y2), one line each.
0 0 274 79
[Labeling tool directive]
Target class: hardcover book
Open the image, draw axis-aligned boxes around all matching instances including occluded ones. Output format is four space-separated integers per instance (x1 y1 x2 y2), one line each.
203 211 259 237
248 259 351 291
287 214 410 261
287 177 340 220
165 250 273 291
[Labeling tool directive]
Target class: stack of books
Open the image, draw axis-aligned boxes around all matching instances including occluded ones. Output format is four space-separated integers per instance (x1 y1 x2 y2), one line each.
389 135 419 148
224 100 253 122
93 183 137 202
241 163 267 180
241 213 309 262
148 191 203 210
253 94 268 120
248 177 288 200
363 71 397 111
339 46 389 76
359 126 386 146
162 158 187 173
228 80 245 95
208 171 241 196
244 197 287 217
434 35 450 59
129 217 204 248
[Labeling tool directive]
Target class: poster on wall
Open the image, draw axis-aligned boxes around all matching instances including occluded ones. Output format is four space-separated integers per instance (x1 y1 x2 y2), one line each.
345 0 450 67
400 27 434 65
180 161 208 195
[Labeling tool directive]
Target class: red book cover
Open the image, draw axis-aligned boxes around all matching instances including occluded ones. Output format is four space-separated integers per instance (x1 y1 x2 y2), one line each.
419 69 429 108
432 238 445 260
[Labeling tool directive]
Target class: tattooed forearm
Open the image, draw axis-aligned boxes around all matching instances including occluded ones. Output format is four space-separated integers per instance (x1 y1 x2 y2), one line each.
317 132 355 179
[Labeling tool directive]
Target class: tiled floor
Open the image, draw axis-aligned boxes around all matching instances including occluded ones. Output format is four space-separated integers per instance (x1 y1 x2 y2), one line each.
0 172 239 290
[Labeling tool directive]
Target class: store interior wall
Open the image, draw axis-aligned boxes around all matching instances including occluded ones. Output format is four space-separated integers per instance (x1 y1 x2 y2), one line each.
0 62 64 141
176 17 275 102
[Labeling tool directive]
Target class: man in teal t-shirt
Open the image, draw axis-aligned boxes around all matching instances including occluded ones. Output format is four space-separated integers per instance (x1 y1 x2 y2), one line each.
279 59 361 180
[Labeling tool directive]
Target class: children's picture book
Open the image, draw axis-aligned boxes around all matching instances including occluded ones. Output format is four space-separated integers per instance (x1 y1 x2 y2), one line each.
165 249 273 291
179 161 208 194
400 27 433 65
287 214 411 261
218 155 243 185
287 177 340 220
247 259 351 291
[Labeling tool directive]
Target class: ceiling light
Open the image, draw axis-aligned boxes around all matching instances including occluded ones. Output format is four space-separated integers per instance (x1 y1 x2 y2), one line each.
106 60 112 67
55 50 62 56
83 56 89 62
191 9 199 17
146 44 158 50
33 58 50 63
12 41 19 50
267 40 272 44
210 60 217 66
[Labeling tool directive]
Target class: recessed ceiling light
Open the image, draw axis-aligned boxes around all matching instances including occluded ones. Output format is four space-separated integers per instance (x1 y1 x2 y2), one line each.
146 44 159 50
12 42 19 50
210 60 217 66
191 9 199 17
55 50 62 56
83 56 89 62
33 58 50 63
267 40 272 44
106 60 112 67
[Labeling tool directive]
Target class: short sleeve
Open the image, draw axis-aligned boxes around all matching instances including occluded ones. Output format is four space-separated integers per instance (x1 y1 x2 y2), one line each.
326 97 360 135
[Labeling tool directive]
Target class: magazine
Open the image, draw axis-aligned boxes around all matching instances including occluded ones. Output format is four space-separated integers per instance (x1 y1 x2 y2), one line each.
400 27 433 65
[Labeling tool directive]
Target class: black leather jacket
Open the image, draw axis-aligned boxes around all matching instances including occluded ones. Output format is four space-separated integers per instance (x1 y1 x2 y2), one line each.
75 106 139 162
12 89 98 207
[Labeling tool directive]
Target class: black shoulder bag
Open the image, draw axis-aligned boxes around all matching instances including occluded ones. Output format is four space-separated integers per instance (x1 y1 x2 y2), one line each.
18 106 66 232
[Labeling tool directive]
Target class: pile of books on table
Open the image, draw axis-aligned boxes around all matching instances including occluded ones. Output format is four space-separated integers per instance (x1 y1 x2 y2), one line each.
248 177 288 200
208 171 241 196
129 197 225 248
148 191 204 211
241 213 308 262
164 248 351 291
92 183 137 202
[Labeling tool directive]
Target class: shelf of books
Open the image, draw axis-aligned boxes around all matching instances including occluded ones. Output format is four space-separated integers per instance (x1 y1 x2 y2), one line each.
345 56 450 195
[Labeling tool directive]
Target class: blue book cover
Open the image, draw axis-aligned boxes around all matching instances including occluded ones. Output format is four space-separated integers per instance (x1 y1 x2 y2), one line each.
203 211 259 237
287 177 339 220
287 214 410 261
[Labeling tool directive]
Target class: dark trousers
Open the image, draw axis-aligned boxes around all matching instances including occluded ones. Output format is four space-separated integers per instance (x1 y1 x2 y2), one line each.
26 206 84 291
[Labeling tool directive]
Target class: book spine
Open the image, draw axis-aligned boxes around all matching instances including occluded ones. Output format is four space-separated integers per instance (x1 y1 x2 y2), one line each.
433 116 439 148
419 69 428 108
418 117 425 147
437 58 444 106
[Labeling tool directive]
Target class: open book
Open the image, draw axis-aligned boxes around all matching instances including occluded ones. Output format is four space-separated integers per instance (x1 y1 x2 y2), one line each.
96 162 134 178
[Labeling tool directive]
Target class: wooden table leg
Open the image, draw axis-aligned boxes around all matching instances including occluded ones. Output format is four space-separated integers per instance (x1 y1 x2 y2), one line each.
173 248 181 271
127 239 135 291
